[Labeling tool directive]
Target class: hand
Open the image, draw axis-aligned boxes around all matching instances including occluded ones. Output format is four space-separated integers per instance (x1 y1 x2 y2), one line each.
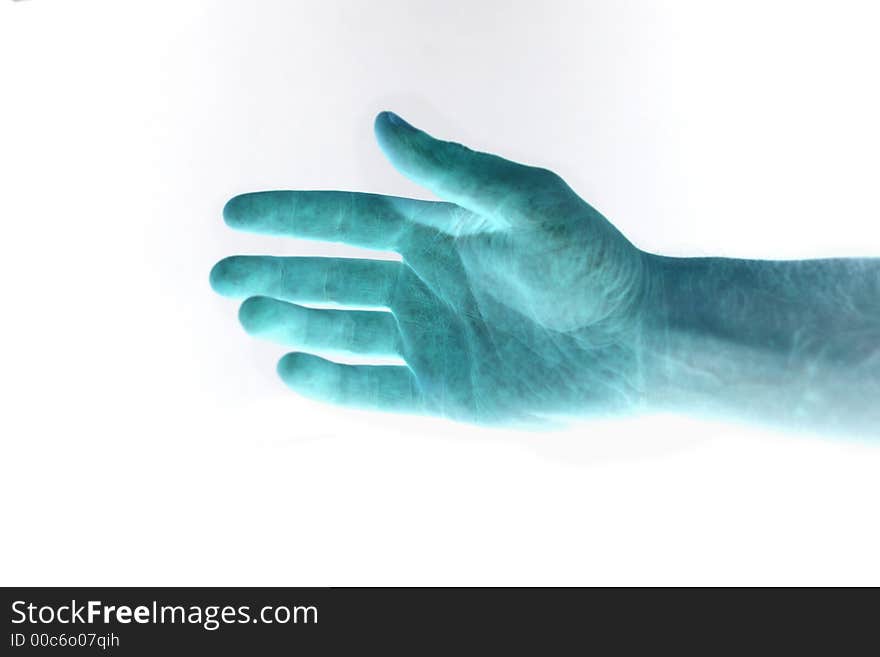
211 111 654 425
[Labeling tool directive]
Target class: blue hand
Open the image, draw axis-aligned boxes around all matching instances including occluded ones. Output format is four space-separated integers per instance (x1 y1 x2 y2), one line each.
211 112 651 424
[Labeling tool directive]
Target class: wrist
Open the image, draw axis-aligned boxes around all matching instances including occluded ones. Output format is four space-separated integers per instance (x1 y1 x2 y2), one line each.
635 252 791 417
633 252 879 435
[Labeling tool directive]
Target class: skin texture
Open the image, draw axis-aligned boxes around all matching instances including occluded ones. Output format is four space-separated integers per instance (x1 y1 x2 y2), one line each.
211 111 880 435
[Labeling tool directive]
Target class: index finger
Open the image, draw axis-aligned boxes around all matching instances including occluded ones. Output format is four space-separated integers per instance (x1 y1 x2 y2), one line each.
223 190 442 251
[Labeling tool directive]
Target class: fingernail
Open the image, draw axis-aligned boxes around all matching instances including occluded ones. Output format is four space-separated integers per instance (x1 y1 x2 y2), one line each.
384 111 414 130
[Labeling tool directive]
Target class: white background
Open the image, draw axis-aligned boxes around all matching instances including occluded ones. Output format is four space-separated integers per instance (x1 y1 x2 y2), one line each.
1 0 879 585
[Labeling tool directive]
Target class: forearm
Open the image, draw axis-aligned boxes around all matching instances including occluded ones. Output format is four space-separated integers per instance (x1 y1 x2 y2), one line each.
641 253 880 436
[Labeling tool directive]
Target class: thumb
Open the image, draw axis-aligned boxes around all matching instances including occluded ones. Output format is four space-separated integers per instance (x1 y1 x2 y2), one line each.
374 111 573 229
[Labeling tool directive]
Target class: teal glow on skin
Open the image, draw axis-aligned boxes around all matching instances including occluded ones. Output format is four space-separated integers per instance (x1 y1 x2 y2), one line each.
211 111 880 436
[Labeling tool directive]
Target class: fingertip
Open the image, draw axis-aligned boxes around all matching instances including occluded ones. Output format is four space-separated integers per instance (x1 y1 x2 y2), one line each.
374 110 394 128
375 110 413 131
276 351 300 382
238 295 278 335
277 352 323 386
222 194 251 229
374 110 417 150
209 259 225 293
374 111 394 148
209 256 243 295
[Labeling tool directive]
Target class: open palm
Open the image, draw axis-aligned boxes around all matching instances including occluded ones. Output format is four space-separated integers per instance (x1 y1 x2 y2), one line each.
211 112 653 424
